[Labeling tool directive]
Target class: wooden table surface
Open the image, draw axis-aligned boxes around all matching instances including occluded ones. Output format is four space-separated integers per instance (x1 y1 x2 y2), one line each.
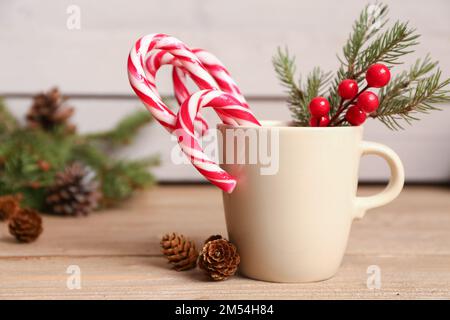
0 185 449 300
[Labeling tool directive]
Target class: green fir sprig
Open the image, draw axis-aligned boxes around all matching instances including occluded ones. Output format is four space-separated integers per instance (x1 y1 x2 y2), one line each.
374 56 450 129
329 3 389 111
272 49 331 126
86 110 151 146
0 96 158 211
273 2 449 129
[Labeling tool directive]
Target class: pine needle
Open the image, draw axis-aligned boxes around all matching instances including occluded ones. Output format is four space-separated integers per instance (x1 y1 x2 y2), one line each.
355 21 420 75
329 2 389 111
273 48 330 125
374 61 450 130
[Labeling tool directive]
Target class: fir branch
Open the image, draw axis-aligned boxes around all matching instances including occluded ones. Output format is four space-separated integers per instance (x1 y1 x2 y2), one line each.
341 2 389 78
272 47 304 102
272 48 331 125
272 47 307 125
72 140 159 207
373 60 450 129
329 2 389 111
273 2 449 129
355 21 420 76
376 55 437 109
328 3 422 118
0 129 73 191
70 142 110 169
0 99 159 212
292 68 332 125
304 68 333 111
85 110 152 146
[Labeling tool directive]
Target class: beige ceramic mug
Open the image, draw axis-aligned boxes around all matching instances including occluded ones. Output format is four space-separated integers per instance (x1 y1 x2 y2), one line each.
217 121 404 283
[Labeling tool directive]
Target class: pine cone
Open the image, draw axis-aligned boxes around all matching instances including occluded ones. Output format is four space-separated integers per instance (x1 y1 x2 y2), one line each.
203 234 223 244
26 87 75 132
0 194 22 222
9 208 43 243
198 235 240 281
46 163 101 216
160 233 199 271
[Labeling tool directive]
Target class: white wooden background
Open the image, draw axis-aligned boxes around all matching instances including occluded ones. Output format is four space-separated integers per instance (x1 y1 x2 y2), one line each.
1 0 449 182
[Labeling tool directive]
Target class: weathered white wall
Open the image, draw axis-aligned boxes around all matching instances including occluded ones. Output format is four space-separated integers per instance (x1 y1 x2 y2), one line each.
1 0 449 182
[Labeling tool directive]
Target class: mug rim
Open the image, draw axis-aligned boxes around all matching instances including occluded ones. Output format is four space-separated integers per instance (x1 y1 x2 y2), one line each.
217 120 363 131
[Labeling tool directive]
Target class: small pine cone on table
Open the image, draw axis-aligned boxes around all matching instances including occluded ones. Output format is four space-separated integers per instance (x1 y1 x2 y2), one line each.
46 162 101 217
0 194 22 222
160 233 199 271
198 235 240 281
9 208 43 243
26 87 75 132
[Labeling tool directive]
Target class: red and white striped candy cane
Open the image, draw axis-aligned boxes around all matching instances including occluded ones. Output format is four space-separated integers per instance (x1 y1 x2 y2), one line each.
128 33 217 133
144 47 249 134
175 90 260 193
193 48 249 108
171 48 249 108
144 48 209 135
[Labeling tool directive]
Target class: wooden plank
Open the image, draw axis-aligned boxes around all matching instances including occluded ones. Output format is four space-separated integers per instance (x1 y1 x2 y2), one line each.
0 186 228 257
0 185 449 299
0 255 448 299
0 186 449 258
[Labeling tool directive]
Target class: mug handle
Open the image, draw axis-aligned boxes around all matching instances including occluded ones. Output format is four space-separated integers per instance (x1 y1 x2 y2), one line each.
353 141 405 219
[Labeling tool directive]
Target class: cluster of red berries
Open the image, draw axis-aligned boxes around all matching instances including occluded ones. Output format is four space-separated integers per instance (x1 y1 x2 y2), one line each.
308 63 391 127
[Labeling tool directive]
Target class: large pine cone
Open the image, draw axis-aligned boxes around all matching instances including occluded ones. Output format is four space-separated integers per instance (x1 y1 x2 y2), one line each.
0 194 21 221
198 235 240 281
160 233 199 271
46 163 101 216
9 208 43 243
26 87 75 132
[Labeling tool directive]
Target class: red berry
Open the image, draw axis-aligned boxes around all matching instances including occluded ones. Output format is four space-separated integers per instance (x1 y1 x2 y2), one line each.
357 91 379 113
366 64 391 88
309 115 330 127
308 97 330 117
338 79 358 99
345 105 367 126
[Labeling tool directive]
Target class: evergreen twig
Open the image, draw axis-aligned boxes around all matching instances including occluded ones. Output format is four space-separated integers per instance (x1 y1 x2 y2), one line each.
329 3 389 111
0 98 159 211
355 21 419 76
272 2 449 129
85 110 152 146
374 57 450 129
272 48 307 124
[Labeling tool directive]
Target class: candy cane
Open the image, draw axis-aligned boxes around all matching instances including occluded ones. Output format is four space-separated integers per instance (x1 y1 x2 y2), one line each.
175 90 260 193
144 48 209 135
128 34 261 192
171 49 249 107
144 47 249 134
128 33 218 133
